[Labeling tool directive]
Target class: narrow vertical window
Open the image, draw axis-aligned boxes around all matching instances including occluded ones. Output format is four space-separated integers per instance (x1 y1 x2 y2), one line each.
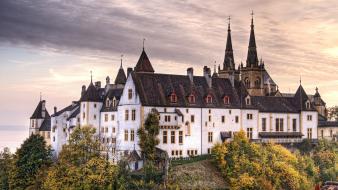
262 118 266 131
132 109 136 121
191 115 195 123
292 119 297 132
128 89 132 99
208 132 213 143
247 128 253 139
222 116 225 123
307 128 312 139
124 130 128 141
125 110 129 120
163 131 167 144
104 114 108 122
130 129 135 141
171 131 175 144
179 131 183 144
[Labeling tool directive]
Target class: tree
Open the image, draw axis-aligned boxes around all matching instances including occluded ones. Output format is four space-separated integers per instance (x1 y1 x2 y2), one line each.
212 130 315 190
44 126 117 189
9 134 52 189
0 147 12 190
137 112 160 162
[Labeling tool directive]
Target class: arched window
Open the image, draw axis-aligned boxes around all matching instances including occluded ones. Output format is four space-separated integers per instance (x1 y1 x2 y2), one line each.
170 93 177 103
106 98 110 107
188 94 195 104
254 77 261 88
306 101 311 109
223 96 230 105
206 95 213 104
112 97 116 107
244 78 250 88
245 96 251 105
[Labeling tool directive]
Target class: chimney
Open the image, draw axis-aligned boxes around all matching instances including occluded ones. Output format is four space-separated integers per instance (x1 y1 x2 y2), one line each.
81 85 86 96
203 66 212 88
95 81 101 88
106 76 110 85
187 68 194 82
127 67 133 76
54 106 57 114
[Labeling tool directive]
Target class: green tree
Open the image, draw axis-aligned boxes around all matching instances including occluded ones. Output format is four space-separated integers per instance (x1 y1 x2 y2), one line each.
44 126 116 189
9 134 52 189
137 112 160 162
0 147 12 190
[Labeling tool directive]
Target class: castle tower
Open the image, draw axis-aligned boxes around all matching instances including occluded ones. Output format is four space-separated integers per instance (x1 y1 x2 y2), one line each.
313 87 327 117
240 12 266 96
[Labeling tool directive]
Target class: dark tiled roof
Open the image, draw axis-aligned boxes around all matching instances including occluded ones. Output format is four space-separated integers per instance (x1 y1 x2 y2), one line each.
259 132 303 138
101 88 124 112
67 106 80 121
128 150 142 161
291 85 316 111
30 100 50 119
114 67 127 85
80 82 104 102
131 72 241 108
251 96 298 113
220 132 232 141
134 49 154 73
318 121 338 127
39 116 51 131
52 102 79 117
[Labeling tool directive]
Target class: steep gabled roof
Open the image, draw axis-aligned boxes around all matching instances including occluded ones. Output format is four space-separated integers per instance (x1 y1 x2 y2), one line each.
39 116 51 131
134 49 154 73
223 21 235 70
290 85 316 111
30 100 50 119
101 88 124 112
80 82 103 102
115 66 127 85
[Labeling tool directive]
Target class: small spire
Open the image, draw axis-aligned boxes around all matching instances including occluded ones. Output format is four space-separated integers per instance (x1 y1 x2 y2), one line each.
40 92 42 101
251 10 254 26
299 75 302 85
142 38 146 50
90 70 93 83
227 16 231 31
315 87 318 93
120 54 123 68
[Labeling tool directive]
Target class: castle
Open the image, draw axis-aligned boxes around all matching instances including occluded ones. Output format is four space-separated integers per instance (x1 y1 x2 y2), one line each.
30 15 332 167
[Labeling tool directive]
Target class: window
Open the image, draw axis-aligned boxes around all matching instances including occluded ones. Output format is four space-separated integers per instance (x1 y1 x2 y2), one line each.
176 150 178 156
172 150 174 156
179 131 183 144
52 126 56 133
128 89 133 99
125 110 129 120
235 116 239 123
179 150 182 156
94 104 97 108
208 115 212 122
191 115 195 123
206 95 213 104
83 112 85 119
105 127 108 133
53 136 55 142
111 114 115 121
94 114 97 120
188 94 195 104
106 99 110 107
223 96 230 105
124 130 128 141
195 150 197 155
209 109 211 114
306 101 310 109
112 99 116 107
165 115 171 122
254 77 261 88
132 109 136 121
186 122 191 136
307 115 312 121
247 114 253 120
208 132 213 143
170 93 177 103
112 127 115 133
246 97 251 105
164 108 167 112
321 130 324 138
171 131 175 144
131 129 135 141
292 119 297 132
222 116 225 123
101 127 104 133
247 128 253 139
330 130 333 137
307 128 312 139
83 103 85 108
163 131 167 144
262 118 266 131
208 148 211 154
229 110 232 114
275 118 284 132
186 109 189 113
104 114 108 122
244 78 250 88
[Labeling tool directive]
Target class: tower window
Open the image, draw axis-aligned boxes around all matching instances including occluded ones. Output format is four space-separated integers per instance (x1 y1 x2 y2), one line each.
128 89 133 99
307 115 312 121
191 115 195 123
208 132 213 143
244 78 250 88
171 131 175 144
106 99 110 107
254 77 261 88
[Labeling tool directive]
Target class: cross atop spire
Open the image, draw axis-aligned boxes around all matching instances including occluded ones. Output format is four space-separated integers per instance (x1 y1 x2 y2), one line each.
120 54 123 68
142 38 146 50
227 16 231 31
90 70 93 83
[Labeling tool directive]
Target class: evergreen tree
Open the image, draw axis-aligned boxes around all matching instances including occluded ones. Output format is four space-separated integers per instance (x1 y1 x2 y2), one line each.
9 134 52 189
0 147 12 190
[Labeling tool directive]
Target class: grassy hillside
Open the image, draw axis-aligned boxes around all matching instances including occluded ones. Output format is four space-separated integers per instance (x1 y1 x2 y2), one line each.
167 159 228 190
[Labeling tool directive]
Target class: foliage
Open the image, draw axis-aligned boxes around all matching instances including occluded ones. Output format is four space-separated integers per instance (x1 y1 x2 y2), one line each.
0 147 12 190
212 130 315 190
43 126 117 189
9 134 52 189
137 112 160 162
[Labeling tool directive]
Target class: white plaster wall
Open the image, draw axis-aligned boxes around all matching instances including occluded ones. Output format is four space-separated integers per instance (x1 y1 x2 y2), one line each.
301 111 318 139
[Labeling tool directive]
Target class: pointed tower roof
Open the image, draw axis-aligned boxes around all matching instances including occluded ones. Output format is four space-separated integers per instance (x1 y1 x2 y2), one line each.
115 58 127 85
246 12 259 67
223 16 235 70
80 75 102 102
293 85 315 111
134 49 155 73
30 100 50 119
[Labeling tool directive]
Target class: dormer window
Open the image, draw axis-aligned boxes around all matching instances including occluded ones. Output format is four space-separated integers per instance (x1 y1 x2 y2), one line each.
244 78 250 88
245 96 251 105
128 89 133 100
188 94 195 104
112 97 117 107
306 100 311 109
170 93 177 103
206 95 213 104
106 99 110 107
223 96 230 105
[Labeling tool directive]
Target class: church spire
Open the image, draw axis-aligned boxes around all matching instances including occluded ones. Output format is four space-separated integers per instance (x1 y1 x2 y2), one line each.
223 16 235 70
246 11 259 67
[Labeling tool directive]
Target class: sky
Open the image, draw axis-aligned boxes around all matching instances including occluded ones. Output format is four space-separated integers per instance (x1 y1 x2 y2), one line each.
0 0 338 132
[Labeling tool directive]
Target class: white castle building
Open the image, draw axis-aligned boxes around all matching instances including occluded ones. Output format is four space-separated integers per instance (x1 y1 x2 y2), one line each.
30 16 329 166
